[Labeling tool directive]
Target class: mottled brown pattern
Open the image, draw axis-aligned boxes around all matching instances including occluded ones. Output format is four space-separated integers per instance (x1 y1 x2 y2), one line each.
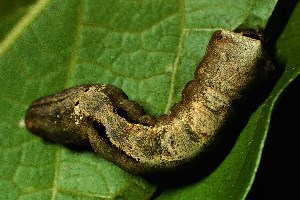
25 30 274 174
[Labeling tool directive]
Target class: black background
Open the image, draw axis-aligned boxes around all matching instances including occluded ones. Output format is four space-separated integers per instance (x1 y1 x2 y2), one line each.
248 77 300 199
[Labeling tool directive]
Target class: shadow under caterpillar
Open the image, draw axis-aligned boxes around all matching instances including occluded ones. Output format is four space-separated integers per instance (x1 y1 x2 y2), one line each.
25 30 274 175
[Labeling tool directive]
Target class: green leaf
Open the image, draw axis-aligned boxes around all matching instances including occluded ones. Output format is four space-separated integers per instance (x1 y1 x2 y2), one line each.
0 0 38 41
1 0 294 199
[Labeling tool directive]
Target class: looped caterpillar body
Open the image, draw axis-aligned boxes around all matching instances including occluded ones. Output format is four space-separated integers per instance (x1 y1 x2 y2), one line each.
25 30 274 174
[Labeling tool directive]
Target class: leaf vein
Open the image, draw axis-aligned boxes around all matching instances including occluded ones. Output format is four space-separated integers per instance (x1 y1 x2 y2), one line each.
0 0 51 57
164 0 186 114
82 12 178 34
64 0 84 88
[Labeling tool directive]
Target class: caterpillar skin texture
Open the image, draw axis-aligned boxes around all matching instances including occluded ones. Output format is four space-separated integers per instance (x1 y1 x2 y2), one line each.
25 30 274 174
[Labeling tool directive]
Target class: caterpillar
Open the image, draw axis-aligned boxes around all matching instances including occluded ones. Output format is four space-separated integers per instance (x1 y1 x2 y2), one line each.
25 30 274 174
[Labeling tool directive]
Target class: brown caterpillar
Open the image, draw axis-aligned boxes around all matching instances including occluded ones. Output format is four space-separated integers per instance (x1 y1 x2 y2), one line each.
25 30 273 174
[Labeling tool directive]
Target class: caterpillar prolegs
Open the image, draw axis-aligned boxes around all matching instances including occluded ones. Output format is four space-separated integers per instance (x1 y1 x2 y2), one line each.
25 30 274 174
